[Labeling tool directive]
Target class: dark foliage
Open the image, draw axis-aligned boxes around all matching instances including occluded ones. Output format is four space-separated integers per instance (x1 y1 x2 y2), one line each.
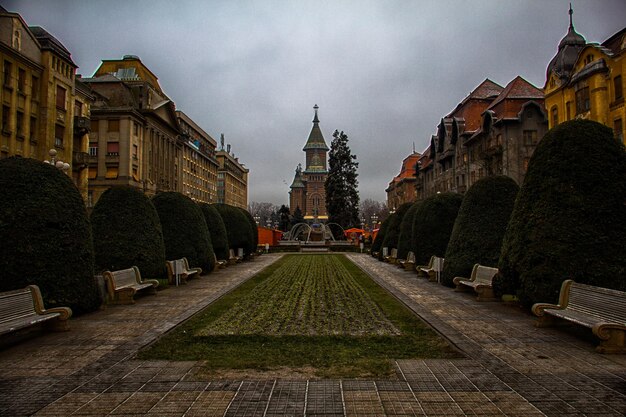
412 193 463 265
396 202 420 260
498 120 626 306
371 215 392 260
278 205 291 232
325 130 360 228
441 176 519 287
291 206 305 226
237 207 259 256
91 186 166 279
213 204 254 257
0 157 100 314
199 203 229 261
153 192 215 273
381 203 413 255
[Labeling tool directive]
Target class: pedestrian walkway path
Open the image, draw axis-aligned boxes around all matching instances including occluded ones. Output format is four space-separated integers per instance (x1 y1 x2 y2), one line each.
0 253 624 416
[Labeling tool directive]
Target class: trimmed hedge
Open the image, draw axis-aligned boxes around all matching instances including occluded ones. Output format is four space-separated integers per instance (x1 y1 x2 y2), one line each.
0 157 100 314
372 215 391 260
497 120 626 307
91 186 166 279
199 203 230 261
237 207 259 256
441 176 519 287
397 202 420 260
213 204 254 257
153 192 215 273
381 202 413 256
412 192 463 265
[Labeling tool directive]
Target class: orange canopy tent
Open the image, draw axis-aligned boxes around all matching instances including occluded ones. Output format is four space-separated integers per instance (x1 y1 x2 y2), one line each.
344 228 365 239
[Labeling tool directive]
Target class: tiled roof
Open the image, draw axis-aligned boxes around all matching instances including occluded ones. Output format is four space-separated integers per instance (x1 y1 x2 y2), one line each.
29 26 75 66
488 76 543 112
601 27 626 55
446 79 503 119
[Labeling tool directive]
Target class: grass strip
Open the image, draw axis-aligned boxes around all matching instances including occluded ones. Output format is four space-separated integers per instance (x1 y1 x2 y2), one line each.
138 254 460 378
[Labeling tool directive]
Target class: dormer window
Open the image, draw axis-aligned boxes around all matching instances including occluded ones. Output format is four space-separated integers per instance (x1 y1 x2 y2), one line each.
584 54 594 65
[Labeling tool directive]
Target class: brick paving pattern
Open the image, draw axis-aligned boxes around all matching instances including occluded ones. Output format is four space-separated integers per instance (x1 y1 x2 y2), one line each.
0 253 624 416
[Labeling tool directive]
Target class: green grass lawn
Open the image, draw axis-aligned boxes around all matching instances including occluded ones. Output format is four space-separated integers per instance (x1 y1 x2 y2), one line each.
138 254 460 378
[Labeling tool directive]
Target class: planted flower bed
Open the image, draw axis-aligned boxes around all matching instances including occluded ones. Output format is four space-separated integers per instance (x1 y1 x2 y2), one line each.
140 254 459 377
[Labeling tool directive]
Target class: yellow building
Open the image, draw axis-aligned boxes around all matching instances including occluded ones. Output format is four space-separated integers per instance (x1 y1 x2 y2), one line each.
216 138 248 209
177 110 219 204
544 7 625 144
0 8 91 199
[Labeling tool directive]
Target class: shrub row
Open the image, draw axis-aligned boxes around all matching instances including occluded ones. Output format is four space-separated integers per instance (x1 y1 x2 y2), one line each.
0 161 258 315
373 120 626 309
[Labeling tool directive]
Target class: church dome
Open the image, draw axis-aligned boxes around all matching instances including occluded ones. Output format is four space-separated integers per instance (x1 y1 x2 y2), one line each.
547 6 586 81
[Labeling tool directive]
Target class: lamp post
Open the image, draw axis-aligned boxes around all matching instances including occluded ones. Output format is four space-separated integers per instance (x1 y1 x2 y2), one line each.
371 214 378 232
44 149 70 173
254 215 260 226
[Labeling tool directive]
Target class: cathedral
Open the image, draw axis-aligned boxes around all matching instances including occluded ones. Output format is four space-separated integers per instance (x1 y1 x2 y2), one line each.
289 105 329 221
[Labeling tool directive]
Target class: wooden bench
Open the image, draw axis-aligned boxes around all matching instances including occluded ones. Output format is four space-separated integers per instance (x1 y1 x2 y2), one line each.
0 285 72 335
103 266 159 305
453 264 499 301
166 257 202 285
384 248 398 264
398 252 416 271
417 256 444 282
228 249 242 265
532 280 626 354
214 253 227 269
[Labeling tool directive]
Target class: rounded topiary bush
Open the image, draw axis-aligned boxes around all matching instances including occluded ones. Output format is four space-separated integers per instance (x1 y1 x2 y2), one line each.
152 192 215 273
441 176 519 287
199 203 229 261
213 204 253 257
372 215 391 260
237 207 259 256
412 192 463 265
0 157 100 314
91 186 166 279
397 202 420 260
381 202 413 255
498 120 626 307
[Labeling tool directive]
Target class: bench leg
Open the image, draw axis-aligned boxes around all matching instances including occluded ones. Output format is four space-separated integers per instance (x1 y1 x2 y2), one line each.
428 272 438 282
595 329 626 354
113 288 136 305
44 318 70 332
534 314 558 328
475 287 497 302
454 284 468 293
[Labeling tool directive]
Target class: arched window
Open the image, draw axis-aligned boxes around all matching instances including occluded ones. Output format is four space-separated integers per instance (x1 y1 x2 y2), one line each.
551 106 559 127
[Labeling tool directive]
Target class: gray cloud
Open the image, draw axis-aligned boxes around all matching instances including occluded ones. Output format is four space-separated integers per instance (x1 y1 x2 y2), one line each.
6 0 625 205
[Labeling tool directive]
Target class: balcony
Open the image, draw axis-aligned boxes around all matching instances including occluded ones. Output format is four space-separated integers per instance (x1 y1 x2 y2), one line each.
72 151 90 169
74 116 91 136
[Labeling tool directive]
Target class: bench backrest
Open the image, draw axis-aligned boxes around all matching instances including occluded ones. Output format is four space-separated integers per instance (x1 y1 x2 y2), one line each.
229 249 236 258
567 282 626 324
382 247 388 257
237 248 244 258
473 264 499 284
407 252 415 263
0 288 37 324
391 248 398 258
109 267 140 289
432 256 444 272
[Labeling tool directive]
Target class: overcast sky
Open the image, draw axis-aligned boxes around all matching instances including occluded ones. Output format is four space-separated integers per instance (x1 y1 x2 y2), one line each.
6 0 625 206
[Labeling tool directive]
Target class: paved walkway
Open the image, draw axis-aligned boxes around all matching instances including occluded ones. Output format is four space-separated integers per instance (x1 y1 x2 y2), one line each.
0 253 624 416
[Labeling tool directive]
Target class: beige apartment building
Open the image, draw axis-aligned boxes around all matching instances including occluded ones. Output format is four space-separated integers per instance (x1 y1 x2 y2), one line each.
216 139 248 209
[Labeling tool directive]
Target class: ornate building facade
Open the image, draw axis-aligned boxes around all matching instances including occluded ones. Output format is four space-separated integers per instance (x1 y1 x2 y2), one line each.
216 136 248 209
289 105 329 221
0 8 91 200
544 7 625 144
408 77 547 202
385 151 420 211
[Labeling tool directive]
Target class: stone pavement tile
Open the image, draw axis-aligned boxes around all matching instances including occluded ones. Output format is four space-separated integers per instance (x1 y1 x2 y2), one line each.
224 380 274 417
306 380 344 415
343 390 385 415
32 392 99 416
72 392 132 415
264 380 306 415
109 391 165 414
146 390 201 414
185 390 236 417
378 391 425 416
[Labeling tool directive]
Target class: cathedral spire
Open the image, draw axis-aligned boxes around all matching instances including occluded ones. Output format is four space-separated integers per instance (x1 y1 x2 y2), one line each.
303 104 329 152
568 3 573 29
313 104 319 124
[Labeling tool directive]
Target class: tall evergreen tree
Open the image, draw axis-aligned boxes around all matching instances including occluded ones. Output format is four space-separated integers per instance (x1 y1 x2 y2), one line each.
325 130 360 228
278 204 291 231
291 206 305 226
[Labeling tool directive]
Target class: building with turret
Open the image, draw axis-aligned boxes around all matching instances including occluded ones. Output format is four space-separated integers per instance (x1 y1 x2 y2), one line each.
544 6 625 144
289 105 329 221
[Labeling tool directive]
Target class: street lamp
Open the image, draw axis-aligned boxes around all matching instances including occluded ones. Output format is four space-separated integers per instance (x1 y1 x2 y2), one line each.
254 215 260 225
44 149 70 172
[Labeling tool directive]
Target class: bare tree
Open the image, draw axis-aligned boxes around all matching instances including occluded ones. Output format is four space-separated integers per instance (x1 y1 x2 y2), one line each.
247 202 278 227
